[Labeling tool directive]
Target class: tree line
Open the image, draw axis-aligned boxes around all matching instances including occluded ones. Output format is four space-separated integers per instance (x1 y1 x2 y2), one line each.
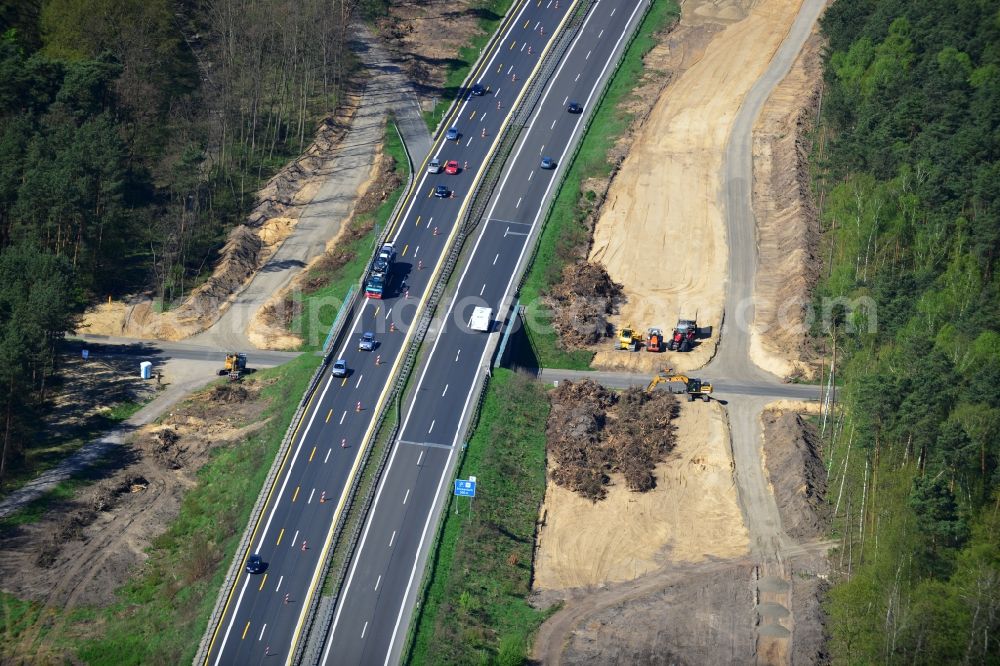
814 0 1000 661
0 0 361 486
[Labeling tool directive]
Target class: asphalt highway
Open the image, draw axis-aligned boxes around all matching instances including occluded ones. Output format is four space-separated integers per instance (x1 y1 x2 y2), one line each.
201 0 581 663
322 2 650 664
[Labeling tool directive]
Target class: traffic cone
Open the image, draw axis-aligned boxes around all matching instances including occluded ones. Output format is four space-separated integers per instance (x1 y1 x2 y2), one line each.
320 491 326 503
356 401 362 412
301 540 307 551
375 354 381 365
390 321 396 332
433 226 439 236
341 438 347 448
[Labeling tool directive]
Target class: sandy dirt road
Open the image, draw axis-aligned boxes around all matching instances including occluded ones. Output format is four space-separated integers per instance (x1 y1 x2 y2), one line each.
589 0 809 375
531 0 830 662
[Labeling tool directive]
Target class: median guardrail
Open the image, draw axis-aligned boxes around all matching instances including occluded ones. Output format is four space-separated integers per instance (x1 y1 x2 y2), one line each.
301 1 601 663
195 113 415 664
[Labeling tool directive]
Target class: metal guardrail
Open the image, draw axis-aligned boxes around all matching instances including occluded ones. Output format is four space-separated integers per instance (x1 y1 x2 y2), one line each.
194 292 357 664
195 113 415 665
300 2 600 664
400 0 656 660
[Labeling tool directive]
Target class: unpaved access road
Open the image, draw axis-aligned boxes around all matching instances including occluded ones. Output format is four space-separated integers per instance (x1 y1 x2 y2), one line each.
531 0 830 662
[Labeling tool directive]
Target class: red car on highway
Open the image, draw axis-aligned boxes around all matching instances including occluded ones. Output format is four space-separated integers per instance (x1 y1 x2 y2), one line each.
445 160 460 174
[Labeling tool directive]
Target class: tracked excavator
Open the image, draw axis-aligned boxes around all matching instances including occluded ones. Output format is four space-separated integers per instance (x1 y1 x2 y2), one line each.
646 368 713 402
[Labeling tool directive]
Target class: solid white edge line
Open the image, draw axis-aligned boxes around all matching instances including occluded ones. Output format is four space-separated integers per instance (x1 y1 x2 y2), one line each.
382 0 647 662
323 0 619 660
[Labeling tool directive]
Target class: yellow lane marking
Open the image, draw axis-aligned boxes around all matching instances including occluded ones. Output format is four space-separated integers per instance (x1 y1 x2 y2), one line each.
497 63 504 73
292 486 300 502
373 305 380 316
258 573 268 591
415 215 421 227
341 377 347 387
284 0 546 657
325 409 332 423
523 19 530 28
427 188 433 198
309 446 316 462
276 528 284 546
203 349 324 662
242 621 250 640
401 244 409 257
510 39 516 50
470 110 477 120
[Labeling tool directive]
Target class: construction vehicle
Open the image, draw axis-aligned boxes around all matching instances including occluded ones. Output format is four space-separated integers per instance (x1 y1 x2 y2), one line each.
218 352 247 381
668 318 698 352
617 324 642 351
647 328 664 352
646 369 713 402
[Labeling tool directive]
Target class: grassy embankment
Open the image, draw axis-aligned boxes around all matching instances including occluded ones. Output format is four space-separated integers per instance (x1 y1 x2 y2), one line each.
0 353 321 664
406 370 550 666
290 120 409 350
520 0 679 371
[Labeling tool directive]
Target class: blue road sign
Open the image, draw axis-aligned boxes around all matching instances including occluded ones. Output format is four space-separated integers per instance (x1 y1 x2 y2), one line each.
454 479 476 497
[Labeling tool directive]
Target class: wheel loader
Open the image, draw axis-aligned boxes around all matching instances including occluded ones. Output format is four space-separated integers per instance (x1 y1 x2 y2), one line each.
646 369 713 401
617 324 642 351
219 352 247 381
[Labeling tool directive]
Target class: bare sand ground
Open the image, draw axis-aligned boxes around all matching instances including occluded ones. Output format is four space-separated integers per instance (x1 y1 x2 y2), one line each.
589 0 807 375
533 401 747 590
749 29 824 380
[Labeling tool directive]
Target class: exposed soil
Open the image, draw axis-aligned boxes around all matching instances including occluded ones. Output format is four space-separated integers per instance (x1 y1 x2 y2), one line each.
749 30 825 380
532 402 831 665
250 133 403 349
585 0 809 376
534 399 746 590
760 409 829 542
376 0 499 115
77 92 363 341
0 375 276 659
545 380 680 500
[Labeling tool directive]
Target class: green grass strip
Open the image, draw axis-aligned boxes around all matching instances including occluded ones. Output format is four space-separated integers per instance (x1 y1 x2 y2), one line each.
406 370 550 666
520 0 680 370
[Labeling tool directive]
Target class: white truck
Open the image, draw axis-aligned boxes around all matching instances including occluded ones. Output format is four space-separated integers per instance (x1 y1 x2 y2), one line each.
469 307 493 332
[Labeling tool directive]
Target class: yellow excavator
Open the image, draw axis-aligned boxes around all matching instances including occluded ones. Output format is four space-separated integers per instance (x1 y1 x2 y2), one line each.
617 324 643 351
218 352 247 381
646 368 713 402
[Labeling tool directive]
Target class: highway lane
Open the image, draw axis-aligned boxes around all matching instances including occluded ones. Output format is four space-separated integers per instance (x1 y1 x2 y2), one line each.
202 0 575 663
323 2 649 664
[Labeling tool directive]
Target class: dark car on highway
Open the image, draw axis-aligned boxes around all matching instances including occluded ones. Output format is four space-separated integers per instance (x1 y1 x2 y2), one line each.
445 127 459 141
470 83 485 96
246 554 265 574
567 101 583 113
540 156 555 169
434 185 451 198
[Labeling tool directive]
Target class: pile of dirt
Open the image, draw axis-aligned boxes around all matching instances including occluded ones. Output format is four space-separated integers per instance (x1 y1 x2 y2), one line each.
547 380 678 500
545 263 623 347
77 96 362 341
0 376 270 615
749 30 824 380
760 409 829 541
